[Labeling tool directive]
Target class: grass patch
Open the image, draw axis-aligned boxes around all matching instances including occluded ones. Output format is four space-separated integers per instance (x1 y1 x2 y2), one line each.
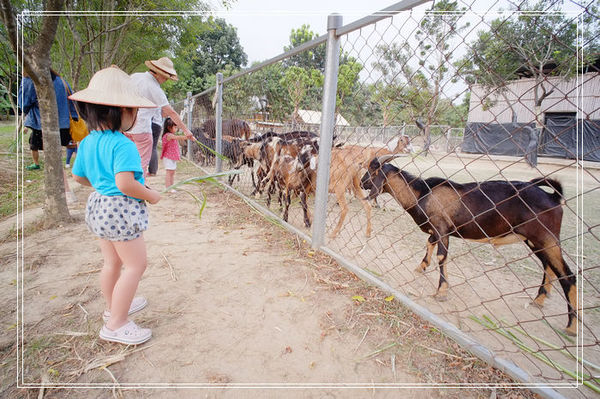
0 122 46 220
0 123 18 150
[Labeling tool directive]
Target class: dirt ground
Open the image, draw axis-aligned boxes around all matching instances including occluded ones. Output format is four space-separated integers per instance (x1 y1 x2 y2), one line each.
0 163 541 399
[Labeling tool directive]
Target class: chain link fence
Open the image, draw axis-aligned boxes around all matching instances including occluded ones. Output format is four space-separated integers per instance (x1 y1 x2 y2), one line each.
171 1 600 397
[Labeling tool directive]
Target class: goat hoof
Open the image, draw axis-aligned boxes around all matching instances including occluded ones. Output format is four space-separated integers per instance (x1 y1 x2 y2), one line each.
530 300 544 309
414 266 425 274
531 296 546 309
564 326 577 337
434 293 448 302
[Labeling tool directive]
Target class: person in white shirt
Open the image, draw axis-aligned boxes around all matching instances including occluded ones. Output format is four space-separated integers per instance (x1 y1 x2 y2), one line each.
128 57 193 176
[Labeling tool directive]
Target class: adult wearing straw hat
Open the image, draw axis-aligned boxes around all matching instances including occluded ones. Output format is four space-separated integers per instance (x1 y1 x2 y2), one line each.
129 57 193 177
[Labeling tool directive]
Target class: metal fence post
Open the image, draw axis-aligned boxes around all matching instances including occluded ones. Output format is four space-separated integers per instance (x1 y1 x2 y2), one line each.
186 91 192 160
215 72 223 173
311 14 342 250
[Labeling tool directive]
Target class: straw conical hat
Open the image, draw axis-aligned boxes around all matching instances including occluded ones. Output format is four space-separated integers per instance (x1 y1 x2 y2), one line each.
145 57 178 81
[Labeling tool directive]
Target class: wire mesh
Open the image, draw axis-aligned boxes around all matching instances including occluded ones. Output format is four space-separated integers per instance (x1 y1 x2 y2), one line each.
172 1 599 396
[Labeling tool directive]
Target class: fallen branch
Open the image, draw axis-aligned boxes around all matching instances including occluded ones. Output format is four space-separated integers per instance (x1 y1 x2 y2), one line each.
160 251 178 281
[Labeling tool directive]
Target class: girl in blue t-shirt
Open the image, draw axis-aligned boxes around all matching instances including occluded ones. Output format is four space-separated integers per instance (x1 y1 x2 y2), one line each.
70 66 160 345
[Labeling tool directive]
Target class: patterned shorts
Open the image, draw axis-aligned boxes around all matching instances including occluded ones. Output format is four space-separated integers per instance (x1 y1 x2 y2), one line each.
85 191 149 241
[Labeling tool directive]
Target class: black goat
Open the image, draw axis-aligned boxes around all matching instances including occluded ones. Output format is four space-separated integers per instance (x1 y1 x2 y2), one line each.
360 155 578 335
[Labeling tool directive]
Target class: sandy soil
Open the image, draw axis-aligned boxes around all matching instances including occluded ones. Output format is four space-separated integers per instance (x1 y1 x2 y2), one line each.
0 164 539 399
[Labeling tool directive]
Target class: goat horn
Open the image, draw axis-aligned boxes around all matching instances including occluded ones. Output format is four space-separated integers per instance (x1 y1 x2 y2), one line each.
377 153 408 164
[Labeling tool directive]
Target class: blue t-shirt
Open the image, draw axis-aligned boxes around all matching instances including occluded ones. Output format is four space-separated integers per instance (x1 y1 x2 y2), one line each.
72 129 145 198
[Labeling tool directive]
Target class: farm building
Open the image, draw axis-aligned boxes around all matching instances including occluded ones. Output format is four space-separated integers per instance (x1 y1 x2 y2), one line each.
295 109 350 127
462 69 600 162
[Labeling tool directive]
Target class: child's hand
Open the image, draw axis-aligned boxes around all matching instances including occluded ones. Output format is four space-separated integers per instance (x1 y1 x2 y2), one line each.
146 188 161 204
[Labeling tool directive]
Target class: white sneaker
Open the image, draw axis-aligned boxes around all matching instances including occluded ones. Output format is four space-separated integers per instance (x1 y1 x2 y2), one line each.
99 320 151 345
103 296 147 322
65 163 70 168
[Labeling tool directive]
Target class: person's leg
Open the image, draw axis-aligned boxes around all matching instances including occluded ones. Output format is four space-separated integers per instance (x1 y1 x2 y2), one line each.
98 239 123 314
127 133 153 178
105 236 147 330
148 122 161 176
27 129 42 169
66 146 76 166
165 169 175 189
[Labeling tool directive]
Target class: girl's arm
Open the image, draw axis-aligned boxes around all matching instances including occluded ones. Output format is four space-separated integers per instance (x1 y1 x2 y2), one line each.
115 172 161 204
165 132 191 142
72 173 92 187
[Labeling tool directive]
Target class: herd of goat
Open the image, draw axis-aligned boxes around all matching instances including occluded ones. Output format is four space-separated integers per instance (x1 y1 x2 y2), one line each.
183 119 579 335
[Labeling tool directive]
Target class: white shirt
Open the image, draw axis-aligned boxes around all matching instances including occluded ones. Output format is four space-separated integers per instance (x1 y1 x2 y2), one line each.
129 72 169 134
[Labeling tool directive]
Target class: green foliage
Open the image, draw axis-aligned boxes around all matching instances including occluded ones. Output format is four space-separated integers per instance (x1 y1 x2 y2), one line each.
371 43 412 127
336 60 362 110
283 24 326 72
50 0 211 90
247 63 291 122
174 16 247 97
458 0 587 115
279 66 323 120
0 85 12 119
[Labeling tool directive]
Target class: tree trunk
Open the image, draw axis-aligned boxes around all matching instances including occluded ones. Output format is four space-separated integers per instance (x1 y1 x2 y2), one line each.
1 0 70 226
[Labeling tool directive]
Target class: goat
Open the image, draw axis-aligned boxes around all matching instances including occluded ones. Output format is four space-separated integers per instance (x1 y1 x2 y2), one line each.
360 155 578 335
302 145 372 238
267 144 316 227
341 135 413 208
340 135 413 165
190 127 216 166
202 118 252 140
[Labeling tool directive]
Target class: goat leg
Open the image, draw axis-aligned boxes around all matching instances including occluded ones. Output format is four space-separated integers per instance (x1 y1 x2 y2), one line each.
434 236 450 302
282 188 291 222
529 242 579 336
416 234 437 274
300 190 311 228
329 188 348 239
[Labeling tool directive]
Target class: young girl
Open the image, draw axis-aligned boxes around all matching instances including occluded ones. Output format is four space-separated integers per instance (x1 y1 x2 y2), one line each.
70 66 160 345
161 117 190 192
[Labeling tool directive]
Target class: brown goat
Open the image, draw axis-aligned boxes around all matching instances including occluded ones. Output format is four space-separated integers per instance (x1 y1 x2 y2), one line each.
304 146 372 238
341 135 413 166
202 119 251 140
268 146 316 227
360 155 578 335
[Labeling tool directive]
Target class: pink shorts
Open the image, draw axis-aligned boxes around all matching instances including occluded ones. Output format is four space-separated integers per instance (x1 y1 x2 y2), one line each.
124 132 153 175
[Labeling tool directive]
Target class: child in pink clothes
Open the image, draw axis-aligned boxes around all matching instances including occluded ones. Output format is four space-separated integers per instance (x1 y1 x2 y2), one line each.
161 117 191 192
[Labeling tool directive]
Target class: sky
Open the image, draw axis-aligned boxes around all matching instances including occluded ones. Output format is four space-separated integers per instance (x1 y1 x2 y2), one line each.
211 0 434 65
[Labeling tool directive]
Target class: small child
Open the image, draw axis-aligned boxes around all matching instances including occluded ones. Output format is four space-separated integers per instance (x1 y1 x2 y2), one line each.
160 117 190 192
69 66 160 345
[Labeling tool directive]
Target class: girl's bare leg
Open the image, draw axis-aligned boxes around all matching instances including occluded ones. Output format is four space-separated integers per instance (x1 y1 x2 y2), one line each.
98 239 123 313
165 169 175 189
105 236 147 330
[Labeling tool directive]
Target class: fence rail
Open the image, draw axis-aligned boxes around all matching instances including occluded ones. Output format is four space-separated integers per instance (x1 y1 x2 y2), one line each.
172 1 599 397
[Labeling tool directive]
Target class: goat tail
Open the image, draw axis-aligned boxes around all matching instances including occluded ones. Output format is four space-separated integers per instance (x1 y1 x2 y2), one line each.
530 177 565 204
